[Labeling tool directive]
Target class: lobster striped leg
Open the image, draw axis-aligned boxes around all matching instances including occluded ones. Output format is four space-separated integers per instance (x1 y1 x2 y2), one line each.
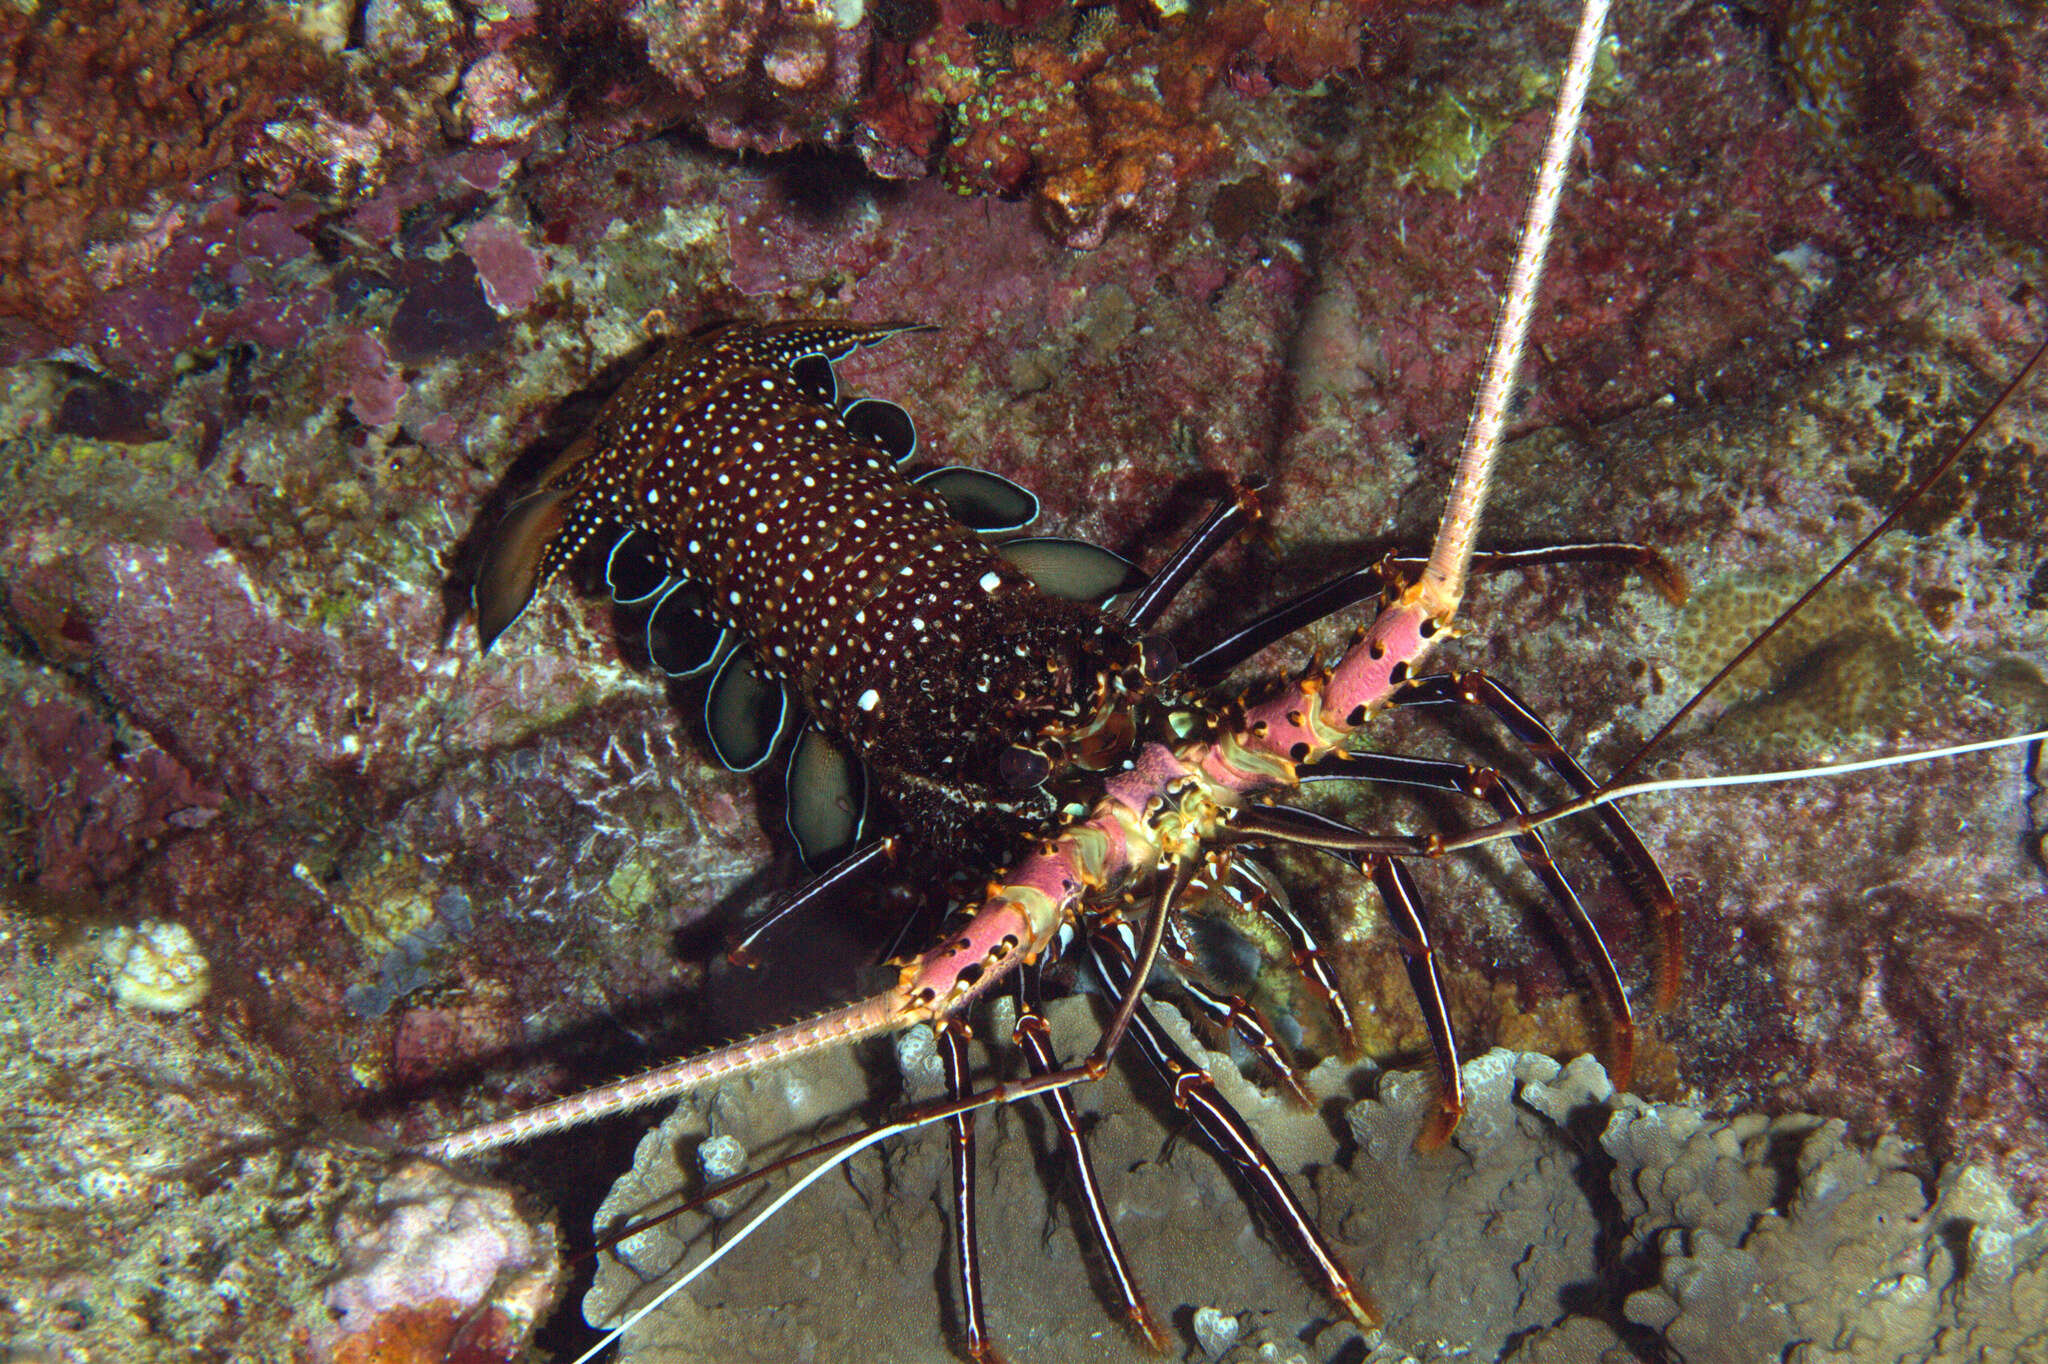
938 1020 1007 1364
1169 860 1328 1106
1290 741 1655 1093
1087 922 1381 1329
1010 963 1170 1353
1391 670 1683 1015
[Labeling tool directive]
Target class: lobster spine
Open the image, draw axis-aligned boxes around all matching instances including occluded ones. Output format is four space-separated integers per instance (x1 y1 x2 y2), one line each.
1230 595 1448 776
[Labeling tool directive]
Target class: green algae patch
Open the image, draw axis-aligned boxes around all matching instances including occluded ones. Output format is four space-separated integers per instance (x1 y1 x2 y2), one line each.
1393 31 1621 195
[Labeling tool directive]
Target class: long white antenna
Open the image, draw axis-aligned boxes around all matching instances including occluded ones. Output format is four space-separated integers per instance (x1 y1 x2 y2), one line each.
1434 729 2048 853
575 1121 904 1363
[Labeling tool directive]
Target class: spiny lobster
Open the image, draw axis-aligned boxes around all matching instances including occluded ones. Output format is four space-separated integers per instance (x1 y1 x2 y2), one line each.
418 0 2048 1356
430 1 1672 1349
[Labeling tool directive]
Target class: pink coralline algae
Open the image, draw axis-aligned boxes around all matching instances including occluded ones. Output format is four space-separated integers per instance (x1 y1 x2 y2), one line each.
1896 0 2048 244
315 1161 561 1364
1285 2 1878 474
1 697 221 893
7 539 458 802
462 219 550 313
78 198 335 381
340 329 409 427
455 43 566 147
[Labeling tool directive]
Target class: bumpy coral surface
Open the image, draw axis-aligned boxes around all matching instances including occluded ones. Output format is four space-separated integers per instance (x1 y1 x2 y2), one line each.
1 0 2044 1357
587 1030 2048 1360
0 1 329 330
317 1159 561 1364
625 0 870 153
99 917 212 1011
858 0 1408 246
1896 0 2048 243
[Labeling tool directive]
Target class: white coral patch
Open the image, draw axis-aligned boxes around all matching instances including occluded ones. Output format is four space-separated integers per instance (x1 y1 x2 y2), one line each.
101 919 211 1012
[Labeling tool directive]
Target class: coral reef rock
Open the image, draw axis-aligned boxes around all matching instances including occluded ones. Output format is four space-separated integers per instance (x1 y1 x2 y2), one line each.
0 913 561 1361
584 1015 2048 1362
1 0 2044 1355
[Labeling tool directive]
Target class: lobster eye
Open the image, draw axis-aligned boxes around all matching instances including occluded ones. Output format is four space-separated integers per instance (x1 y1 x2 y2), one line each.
998 744 1051 789
1137 633 1178 683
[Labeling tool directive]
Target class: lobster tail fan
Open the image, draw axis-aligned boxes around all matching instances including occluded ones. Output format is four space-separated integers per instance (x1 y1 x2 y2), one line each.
474 488 570 652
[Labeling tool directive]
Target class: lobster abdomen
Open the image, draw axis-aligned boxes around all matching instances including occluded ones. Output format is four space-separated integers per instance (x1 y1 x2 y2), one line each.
474 320 1146 850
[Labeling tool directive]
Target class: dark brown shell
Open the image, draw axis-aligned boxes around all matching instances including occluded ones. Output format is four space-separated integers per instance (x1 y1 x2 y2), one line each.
476 319 1146 852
